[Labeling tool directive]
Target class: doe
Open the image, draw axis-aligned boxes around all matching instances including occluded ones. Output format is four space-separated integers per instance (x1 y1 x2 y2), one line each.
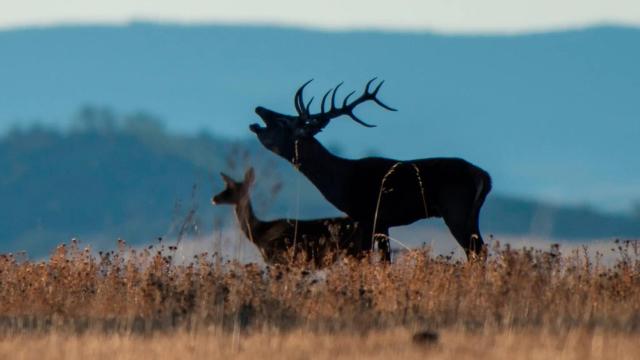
212 168 365 267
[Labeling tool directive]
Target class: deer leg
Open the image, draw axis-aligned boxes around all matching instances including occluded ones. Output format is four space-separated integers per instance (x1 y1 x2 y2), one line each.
352 222 373 259
441 200 485 260
356 223 391 261
442 216 480 259
374 227 391 262
468 213 485 258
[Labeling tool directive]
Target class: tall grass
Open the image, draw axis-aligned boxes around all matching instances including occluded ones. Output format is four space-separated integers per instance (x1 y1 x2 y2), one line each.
1 238 639 335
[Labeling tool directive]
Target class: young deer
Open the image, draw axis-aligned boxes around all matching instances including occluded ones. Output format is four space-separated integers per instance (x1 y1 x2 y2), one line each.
211 168 365 267
250 79 492 260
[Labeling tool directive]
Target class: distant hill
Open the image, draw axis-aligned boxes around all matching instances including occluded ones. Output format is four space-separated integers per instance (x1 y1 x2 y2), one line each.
0 23 639 212
1 109 638 257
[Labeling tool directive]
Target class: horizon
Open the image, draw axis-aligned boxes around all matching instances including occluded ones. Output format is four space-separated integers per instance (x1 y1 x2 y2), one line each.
2 0 640 34
1 18 640 36
2 19 640 36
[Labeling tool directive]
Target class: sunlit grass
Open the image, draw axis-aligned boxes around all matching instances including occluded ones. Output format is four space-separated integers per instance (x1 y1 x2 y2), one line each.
1 238 639 358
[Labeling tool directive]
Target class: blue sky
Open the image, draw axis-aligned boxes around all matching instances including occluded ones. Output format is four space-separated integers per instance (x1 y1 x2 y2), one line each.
1 0 639 33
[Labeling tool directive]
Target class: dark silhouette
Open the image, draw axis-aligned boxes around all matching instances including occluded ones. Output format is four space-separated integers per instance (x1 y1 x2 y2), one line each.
250 79 492 259
212 168 365 267
3 113 639 258
412 329 439 346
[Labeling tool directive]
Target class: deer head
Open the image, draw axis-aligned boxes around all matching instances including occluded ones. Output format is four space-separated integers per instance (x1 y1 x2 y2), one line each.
250 78 396 159
211 168 255 205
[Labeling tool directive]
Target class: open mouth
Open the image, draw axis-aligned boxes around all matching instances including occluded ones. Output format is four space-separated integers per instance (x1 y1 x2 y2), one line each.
250 107 270 133
249 123 264 133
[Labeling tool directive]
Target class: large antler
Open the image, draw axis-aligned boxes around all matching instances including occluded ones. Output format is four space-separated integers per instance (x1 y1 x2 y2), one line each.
293 78 396 131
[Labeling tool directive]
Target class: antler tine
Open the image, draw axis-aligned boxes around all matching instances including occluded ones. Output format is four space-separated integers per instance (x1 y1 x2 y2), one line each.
364 79 397 112
364 77 378 94
337 78 395 115
330 82 343 112
348 113 377 128
370 80 397 111
372 98 397 112
294 93 302 116
370 79 383 95
294 79 313 116
342 91 356 108
294 89 303 116
342 90 376 127
305 97 314 117
320 89 331 113
296 78 395 133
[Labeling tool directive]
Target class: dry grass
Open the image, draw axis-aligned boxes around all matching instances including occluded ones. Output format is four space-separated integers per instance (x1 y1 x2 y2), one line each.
1 238 640 358
1 328 638 360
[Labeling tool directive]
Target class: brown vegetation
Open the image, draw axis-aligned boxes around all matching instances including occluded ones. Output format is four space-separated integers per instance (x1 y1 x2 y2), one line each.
0 238 639 358
2 328 639 360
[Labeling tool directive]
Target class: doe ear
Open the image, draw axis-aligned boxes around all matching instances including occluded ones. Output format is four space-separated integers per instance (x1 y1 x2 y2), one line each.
244 167 256 186
220 172 236 187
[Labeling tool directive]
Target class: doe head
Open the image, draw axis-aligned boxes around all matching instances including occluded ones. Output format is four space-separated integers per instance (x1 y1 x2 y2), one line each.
211 167 256 205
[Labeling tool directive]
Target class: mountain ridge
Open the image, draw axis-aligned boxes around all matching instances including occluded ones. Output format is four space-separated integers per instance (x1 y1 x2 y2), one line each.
0 23 638 212
1 111 638 257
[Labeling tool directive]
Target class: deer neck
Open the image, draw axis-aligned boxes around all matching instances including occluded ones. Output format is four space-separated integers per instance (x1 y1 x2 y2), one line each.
292 137 353 209
234 196 261 244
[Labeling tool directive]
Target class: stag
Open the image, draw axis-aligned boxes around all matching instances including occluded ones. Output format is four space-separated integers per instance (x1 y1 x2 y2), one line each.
212 168 365 267
250 79 492 260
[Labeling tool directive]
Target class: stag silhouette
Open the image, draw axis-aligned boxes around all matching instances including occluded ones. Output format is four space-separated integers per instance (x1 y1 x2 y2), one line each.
212 168 365 266
249 79 492 260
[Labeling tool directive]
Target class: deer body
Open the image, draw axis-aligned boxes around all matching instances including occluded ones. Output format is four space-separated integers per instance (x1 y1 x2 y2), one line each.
250 79 492 259
293 136 489 222
212 168 364 267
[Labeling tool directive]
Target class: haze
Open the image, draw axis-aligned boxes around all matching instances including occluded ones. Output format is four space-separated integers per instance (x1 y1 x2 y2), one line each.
2 0 640 33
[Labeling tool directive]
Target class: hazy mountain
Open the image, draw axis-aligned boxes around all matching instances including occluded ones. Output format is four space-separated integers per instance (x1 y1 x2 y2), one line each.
1 111 638 258
0 23 638 213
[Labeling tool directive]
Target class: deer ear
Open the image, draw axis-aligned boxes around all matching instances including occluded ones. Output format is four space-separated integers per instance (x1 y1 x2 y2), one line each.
220 172 235 186
244 167 255 186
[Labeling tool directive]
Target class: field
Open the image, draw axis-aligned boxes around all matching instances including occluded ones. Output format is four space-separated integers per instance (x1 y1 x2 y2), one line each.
1 239 639 359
